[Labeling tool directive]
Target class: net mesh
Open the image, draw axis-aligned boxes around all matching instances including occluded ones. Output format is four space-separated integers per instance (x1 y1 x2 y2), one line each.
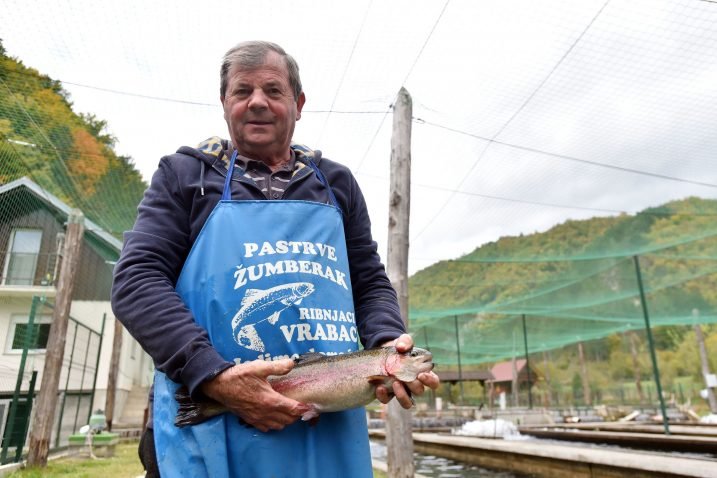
1 3 716 389
410 198 717 365
0 48 146 239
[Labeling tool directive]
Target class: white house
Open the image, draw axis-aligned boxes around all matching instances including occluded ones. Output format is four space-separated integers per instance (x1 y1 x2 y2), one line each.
0 177 152 448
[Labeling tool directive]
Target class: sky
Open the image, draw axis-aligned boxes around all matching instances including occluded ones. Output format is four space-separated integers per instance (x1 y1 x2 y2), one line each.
2 0 717 274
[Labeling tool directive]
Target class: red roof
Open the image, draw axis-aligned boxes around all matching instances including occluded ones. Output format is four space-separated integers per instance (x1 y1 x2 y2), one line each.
488 359 527 382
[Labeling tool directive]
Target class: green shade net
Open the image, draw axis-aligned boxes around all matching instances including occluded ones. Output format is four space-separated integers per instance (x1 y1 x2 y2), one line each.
0 46 146 303
0 48 146 239
409 198 717 366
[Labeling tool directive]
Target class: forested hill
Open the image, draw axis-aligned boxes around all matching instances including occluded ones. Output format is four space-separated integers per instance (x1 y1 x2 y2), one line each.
409 196 717 316
0 41 146 237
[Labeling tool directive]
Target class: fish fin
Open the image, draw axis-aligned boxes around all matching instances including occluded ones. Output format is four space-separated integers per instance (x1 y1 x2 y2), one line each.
393 370 421 382
236 324 265 352
174 386 224 428
300 408 320 422
267 310 281 325
240 288 263 306
294 352 325 365
368 375 388 386
294 298 303 305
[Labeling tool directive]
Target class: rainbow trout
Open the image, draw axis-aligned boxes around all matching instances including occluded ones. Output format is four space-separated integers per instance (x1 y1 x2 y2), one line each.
174 346 434 427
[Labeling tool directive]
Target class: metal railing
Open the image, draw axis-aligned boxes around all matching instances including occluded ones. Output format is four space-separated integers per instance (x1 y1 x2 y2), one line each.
0 251 60 287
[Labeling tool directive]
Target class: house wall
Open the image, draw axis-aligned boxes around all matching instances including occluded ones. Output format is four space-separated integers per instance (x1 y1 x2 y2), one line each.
0 296 46 393
0 189 116 300
0 203 64 286
0 183 151 434
0 299 152 387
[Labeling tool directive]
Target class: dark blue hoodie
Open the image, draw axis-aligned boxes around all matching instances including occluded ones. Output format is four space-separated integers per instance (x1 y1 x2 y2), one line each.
111 137 404 402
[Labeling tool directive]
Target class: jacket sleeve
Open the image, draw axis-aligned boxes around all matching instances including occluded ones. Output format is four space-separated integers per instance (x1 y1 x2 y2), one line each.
342 172 406 348
111 157 233 398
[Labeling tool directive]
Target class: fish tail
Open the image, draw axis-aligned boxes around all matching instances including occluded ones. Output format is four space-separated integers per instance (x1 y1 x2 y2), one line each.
235 324 265 352
174 386 223 428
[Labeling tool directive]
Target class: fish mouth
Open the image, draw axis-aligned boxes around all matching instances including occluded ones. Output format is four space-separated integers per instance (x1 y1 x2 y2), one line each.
410 349 434 374
410 348 433 363
299 283 315 296
417 361 435 374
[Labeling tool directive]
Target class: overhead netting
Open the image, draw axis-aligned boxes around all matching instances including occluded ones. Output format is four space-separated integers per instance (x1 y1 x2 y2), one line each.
2 1 717 374
0 45 146 240
409 198 717 365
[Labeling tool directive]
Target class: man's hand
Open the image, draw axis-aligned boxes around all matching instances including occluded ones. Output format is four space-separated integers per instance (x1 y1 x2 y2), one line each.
375 333 440 409
200 359 309 433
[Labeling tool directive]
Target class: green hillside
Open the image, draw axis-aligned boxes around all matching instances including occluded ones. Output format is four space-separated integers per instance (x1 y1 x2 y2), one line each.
409 197 717 364
0 40 146 236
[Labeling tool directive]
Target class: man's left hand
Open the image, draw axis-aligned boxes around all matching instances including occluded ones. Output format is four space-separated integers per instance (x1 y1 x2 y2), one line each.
375 333 440 409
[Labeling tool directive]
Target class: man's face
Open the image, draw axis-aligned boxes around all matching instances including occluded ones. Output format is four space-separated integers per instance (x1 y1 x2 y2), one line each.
221 51 305 163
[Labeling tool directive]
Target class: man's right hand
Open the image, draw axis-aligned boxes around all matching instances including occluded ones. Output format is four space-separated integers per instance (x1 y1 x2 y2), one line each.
200 359 309 433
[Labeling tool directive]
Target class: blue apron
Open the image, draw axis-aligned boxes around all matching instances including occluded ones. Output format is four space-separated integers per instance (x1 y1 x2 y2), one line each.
153 152 372 477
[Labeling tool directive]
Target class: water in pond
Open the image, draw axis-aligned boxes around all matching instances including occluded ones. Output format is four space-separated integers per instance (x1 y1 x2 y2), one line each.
369 440 526 477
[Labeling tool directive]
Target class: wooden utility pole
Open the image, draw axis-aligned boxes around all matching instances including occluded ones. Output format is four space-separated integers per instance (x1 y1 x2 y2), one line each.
385 87 414 478
27 210 84 467
628 331 645 403
577 341 592 406
105 318 124 431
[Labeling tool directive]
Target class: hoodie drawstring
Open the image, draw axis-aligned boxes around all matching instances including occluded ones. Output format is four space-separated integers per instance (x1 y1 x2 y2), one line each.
200 160 205 196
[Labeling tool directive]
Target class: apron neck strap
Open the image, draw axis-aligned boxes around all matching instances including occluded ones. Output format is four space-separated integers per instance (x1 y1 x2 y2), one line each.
222 149 344 217
221 150 240 200
307 159 343 217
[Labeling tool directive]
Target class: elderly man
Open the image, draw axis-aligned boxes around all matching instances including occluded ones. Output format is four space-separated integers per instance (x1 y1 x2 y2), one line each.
111 40 438 477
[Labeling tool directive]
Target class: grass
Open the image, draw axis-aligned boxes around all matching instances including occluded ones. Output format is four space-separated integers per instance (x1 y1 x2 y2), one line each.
5 441 144 478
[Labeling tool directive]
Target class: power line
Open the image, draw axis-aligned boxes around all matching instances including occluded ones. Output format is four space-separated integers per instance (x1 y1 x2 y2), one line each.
61 81 217 106
4 67 385 113
417 118 717 189
357 169 717 217
64 81 388 114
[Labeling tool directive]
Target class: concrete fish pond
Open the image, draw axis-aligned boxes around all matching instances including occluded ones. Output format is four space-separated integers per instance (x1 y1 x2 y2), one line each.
369 423 717 477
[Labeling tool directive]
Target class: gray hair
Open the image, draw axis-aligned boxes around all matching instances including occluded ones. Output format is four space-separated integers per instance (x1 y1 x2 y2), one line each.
220 41 302 100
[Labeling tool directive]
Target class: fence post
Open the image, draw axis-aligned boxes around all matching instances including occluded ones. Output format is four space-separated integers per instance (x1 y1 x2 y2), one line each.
105 315 122 431
89 313 107 425
454 315 464 405
1 295 40 464
27 210 84 466
14 371 37 462
522 314 532 409
55 322 79 448
633 255 670 434
72 333 92 434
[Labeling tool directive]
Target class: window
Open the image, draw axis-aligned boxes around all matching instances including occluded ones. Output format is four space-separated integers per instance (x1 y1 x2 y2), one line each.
7 315 52 352
3 229 42 285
